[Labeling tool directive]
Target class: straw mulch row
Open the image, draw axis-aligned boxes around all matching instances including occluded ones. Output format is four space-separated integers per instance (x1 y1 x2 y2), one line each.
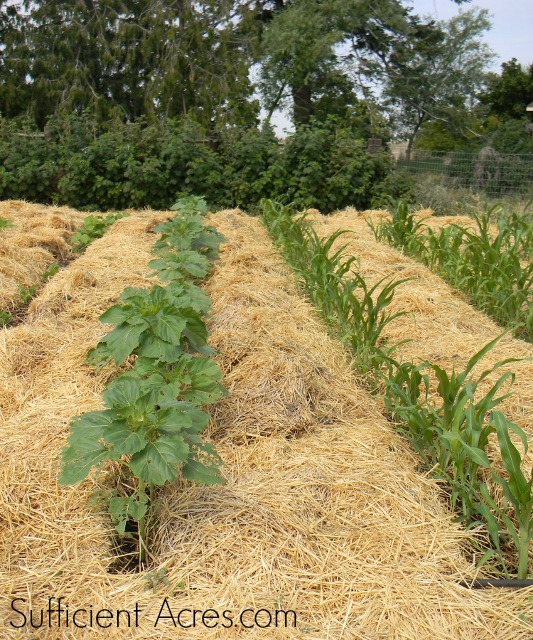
413 209 485 232
0 200 87 315
0 206 531 638
310 209 533 440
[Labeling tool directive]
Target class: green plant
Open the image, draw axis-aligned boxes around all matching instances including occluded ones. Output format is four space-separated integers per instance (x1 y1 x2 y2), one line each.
18 283 38 305
0 310 13 327
144 567 170 594
383 335 521 520
261 199 408 380
370 201 533 342
0 216 14 231
42 261 59 281
368 200 426 255
476 412 532 579
60 197 226 566
71 211 129 252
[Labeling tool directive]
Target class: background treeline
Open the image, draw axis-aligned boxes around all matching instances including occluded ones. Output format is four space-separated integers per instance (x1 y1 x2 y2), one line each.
1 0 532 212
0 114 392 212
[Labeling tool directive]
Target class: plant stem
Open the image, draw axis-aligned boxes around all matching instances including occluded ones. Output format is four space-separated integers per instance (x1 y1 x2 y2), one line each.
138 479 147 567
518 524 531 579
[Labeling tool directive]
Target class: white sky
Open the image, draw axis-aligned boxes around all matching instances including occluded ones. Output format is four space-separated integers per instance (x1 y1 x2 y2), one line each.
411 0 533 69
269 0 533 135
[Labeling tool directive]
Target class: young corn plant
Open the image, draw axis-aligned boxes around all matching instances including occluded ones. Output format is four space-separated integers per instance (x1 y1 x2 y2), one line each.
370 202 533 342
60 197 226 567
384 334 521 522
367 200 426 256
261 199 408 381
476 412 532 579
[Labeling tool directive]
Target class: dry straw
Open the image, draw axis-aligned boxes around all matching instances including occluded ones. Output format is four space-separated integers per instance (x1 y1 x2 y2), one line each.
0 205 532 639
0 200 86 313
312 208 533 439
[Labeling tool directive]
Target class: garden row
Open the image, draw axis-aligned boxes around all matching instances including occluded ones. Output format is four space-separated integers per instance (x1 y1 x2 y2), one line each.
370 203 533 342
2 203 532 638
261 199 532 579
0 203 126 326
59 197 227 566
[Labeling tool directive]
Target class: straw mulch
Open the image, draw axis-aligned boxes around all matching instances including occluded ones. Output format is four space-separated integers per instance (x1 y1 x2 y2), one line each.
311 208 533 439
401 207 522 247
0 200 87 313
1 207 532 639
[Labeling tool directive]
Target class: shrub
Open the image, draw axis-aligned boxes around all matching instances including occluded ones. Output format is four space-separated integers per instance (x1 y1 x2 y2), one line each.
0 114 394 213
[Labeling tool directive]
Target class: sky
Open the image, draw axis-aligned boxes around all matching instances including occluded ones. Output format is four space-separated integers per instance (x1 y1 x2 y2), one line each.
411 0 533 70
269 0 532 135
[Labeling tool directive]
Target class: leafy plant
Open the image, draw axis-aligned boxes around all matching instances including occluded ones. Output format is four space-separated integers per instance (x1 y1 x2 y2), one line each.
0 310 13 327
476 412 533 579
144 567 170 594
42 261 59 281
0 216 14 231
60 196 226 566
71 211 129 252
383 334 520 521
19 283 38 305
261 199 407 380
367 200 426 255
86 285 213 369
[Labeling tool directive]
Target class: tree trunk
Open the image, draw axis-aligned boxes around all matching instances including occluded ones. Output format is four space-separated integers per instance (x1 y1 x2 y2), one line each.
292 83 312 126
405 115 424 161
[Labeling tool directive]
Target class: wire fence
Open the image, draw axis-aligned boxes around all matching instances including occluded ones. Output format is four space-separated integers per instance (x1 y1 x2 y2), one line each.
395 149 533 198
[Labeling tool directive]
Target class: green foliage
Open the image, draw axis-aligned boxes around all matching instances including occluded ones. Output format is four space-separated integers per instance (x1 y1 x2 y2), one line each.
87 285 213 368
263 197 531 577
364 7 494 151
71 212 129 252
0 261 60 324
0 216 14 231
0 311 13 327
144 567 170 594
0 115 392 213
18 283 38 305
480 58 533 121
59 374 221 489
478 413 533 579
0 2 258 128
42 261 59 281
0 118 60 202
371 202 533 341
60 196 226 565
266 120 393 212
384 335 519 518
488 119 533 155
384 339 532 577
262 199 407 381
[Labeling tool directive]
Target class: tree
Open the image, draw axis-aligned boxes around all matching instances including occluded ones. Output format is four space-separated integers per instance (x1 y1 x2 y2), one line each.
0 1 259 128
259 0 341 125
364 7 494 159
258 0 477 130
480 58 533 120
